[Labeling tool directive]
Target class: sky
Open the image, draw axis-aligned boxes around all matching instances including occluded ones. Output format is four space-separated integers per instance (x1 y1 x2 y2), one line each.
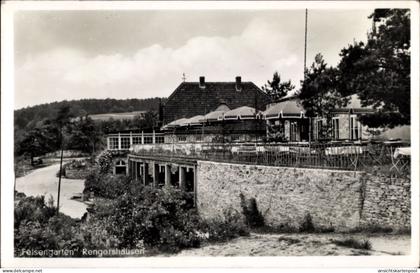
14 9 373 109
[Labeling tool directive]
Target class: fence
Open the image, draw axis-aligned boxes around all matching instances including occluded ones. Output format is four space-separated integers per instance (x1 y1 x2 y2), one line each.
130 141 410 173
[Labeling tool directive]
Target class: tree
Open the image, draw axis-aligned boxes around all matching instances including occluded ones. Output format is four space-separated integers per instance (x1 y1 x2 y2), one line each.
17 127 56 165
298 54 349 118
337 9 410 128
262 72 295 102
67 117 101 154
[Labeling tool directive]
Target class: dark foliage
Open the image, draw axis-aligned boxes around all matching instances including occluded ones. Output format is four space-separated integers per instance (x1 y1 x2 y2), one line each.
337 9 410 128
15 97 165 132
14 196 56 230
84 170 132 199
239 193 265 228
201 207 250 242
14 196 86 257
262 72 294 102
101 186 201 252
298 54 349 118
299 213 315 233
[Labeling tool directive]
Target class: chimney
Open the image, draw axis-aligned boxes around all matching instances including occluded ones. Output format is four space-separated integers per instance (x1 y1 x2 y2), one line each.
235 76 242 91
199 76 205 89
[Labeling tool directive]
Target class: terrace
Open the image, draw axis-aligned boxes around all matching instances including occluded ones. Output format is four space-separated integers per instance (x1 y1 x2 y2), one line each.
129 140 410 173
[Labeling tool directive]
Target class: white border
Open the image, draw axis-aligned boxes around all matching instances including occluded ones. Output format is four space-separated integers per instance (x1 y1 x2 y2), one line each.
1 0 419 268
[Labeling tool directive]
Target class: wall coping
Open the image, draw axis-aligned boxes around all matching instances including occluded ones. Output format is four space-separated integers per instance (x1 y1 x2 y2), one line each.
197 160 365 175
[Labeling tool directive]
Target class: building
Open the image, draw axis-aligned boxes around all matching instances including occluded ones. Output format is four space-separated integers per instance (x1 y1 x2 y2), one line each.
162 105 266 144
262 98 309 142
162 76 270 124
313 94 410 142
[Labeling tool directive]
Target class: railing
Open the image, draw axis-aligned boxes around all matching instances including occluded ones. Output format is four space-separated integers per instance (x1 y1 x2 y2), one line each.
130 141 410 172
107 131 165 150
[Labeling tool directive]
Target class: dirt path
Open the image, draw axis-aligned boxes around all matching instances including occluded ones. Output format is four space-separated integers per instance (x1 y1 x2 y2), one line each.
15 163 87 219
178 233 410 256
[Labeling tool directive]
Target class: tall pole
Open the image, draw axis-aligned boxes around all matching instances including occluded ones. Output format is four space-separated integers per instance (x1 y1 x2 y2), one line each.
304 9 311 145
304 9 308 75
57 127 64 215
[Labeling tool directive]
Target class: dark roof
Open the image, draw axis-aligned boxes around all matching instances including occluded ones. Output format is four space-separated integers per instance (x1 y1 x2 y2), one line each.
163 81 270 124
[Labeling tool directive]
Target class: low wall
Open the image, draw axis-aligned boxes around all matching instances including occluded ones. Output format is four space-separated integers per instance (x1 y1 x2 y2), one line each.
196 161 410 231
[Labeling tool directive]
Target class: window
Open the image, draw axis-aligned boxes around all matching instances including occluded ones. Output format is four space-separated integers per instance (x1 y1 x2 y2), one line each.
109 137 119 150
195 135 203 142
120 137 130 149
115 160 127 175
155 136 164 143
132 136 142 145
332 117 340 140
116 160 126 166
350 115 360 140
178 136 187 142
290 122 298 142
316 120 323 139
144 136 153 144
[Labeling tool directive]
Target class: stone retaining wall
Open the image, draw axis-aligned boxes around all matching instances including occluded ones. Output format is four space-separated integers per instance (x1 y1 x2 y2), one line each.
359 173 410 231
196 161 410 231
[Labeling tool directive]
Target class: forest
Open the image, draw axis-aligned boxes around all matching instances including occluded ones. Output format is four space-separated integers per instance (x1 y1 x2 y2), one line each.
14 97 166 164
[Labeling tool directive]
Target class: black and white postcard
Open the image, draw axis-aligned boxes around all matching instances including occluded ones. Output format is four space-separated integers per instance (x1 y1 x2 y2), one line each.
1 0 419 270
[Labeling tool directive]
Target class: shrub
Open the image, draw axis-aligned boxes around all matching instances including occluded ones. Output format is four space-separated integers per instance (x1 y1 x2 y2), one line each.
98 186 202 253
239 193 265 228
84 170 134 199
14 196 56 229
79 216 121 253
201 207 250 242
299 212 315 233
96 151 113 174
14 196 86 257
332 238 372 250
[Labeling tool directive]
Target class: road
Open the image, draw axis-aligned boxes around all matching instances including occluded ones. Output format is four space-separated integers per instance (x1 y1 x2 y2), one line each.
15 163 87 219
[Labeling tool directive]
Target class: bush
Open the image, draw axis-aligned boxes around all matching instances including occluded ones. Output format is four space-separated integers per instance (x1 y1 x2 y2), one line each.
201 207 250 242
240 193 265 228
84 170 134 199
299 213 315 233
14 196 56 229
14 196 86 257
96 151 113 174
332 238 372 250
94 186 201 253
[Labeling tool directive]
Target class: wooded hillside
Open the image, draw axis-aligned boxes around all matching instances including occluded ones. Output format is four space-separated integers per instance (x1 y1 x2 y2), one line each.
14 97 166 131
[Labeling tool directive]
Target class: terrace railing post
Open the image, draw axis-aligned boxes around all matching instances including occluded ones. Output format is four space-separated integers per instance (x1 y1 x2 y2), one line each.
118 132 121 150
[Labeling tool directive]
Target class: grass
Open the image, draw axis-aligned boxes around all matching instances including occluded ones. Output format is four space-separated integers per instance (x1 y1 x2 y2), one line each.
331 238 372 250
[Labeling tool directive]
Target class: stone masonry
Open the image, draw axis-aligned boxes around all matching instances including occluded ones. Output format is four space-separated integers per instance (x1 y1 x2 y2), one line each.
196 161 410 231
